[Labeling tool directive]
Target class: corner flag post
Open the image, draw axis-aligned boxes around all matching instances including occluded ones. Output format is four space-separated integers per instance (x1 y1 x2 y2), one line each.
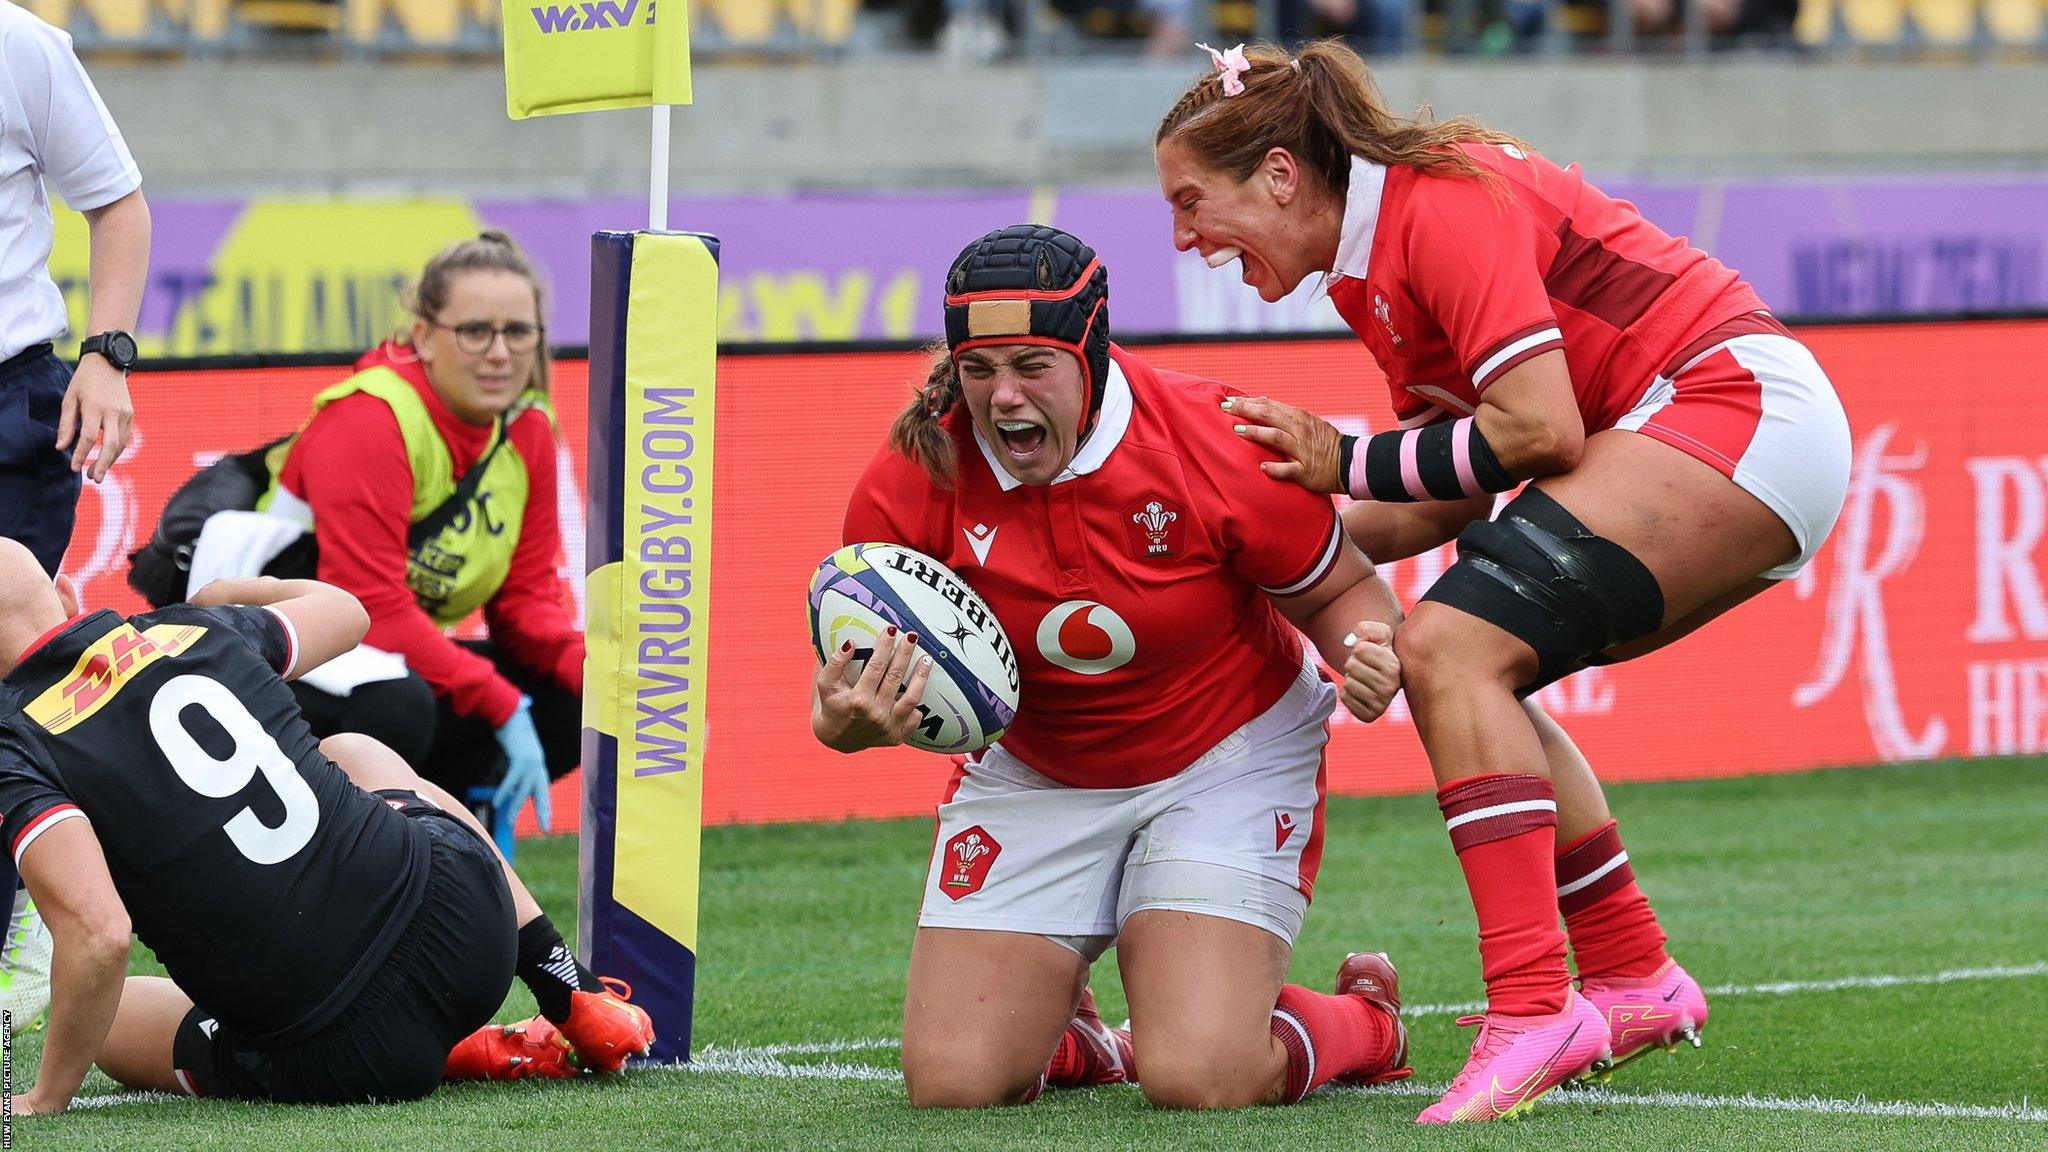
503 0 706 1064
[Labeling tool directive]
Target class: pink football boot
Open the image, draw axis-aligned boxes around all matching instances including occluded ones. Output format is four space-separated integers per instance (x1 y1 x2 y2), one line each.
1416 990 1610 1124
1576 959 1709 1080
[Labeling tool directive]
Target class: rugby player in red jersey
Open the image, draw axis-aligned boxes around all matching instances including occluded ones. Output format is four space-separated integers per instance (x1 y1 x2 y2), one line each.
0 549 648 1112
1155 41 1852 1122
812 225 1413 1110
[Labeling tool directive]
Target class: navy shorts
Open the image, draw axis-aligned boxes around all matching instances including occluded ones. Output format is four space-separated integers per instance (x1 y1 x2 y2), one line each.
0 344 79 576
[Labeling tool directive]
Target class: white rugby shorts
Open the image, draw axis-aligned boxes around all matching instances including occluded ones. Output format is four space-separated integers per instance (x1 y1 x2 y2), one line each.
1616 328 1852 579
918 657 1336 955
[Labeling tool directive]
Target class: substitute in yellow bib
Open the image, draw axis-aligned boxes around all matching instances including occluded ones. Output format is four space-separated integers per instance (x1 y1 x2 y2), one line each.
265 231 582 831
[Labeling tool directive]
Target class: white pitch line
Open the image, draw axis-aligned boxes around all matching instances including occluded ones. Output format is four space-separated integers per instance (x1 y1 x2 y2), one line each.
67 1064 2043 1124
64 962 2048 1118
1400 960 2048 1019
672 1052 2048 1122
691 1044 903 1081
70 1091 182 1110
1333 1081 2048 1123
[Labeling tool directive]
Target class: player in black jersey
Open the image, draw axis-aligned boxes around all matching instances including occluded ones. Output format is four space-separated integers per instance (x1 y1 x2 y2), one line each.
0 542 651 1113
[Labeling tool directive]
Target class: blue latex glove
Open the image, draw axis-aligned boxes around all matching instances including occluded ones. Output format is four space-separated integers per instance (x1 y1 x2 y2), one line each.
493 695 551 835
464 785 518 861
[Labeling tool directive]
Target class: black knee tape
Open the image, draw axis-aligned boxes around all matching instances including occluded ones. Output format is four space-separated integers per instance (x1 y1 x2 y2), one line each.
1422 488 1665 693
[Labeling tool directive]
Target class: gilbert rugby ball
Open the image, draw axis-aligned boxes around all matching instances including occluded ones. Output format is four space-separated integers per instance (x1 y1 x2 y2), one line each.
808 542 1020 753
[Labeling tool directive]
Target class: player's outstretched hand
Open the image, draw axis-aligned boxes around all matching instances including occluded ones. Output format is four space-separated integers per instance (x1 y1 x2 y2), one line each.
1222 395 1345 494
1340 620 1400 722
812 626 934 753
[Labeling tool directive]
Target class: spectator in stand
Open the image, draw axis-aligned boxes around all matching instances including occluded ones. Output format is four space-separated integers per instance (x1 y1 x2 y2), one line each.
937 0 1014 60
259 231 581 837
1275 0 1413 56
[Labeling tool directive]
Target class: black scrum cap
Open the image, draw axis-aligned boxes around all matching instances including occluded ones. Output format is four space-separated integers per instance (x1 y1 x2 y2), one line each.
943 224 1110 431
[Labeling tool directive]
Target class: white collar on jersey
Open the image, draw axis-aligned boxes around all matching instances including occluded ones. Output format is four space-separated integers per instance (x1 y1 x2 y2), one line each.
971 357 1133 492
1328 154 1389 284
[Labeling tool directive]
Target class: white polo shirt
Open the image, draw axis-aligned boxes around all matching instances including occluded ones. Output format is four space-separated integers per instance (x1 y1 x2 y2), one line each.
0 1 140 363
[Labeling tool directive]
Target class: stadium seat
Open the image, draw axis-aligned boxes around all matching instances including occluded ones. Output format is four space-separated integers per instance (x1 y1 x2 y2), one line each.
696 0 779 44
1794 0 1838 43
784 0 855 42
345 0 468 47
384 0 463 44
1983 0 2043 41
69 0 155 39
234 0 342 32
22 0 70 28
1841 0 1909 41
694 0 857 48
1907 0 1976 43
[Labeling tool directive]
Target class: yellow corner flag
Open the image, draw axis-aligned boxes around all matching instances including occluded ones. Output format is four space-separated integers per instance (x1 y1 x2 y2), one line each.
502 0 693 119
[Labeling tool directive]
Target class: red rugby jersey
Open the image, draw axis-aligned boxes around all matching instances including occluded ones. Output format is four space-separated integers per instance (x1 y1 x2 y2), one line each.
844 345 1342 789
1325 144 1768 434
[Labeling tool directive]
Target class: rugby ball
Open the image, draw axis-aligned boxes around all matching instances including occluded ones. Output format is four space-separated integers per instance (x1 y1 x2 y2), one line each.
808 542 1020 754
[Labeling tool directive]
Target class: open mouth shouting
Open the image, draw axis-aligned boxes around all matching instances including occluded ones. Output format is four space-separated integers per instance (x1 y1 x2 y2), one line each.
995 418 1048 463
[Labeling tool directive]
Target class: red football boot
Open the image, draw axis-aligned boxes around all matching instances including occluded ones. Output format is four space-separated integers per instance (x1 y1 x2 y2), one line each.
559 977 656 1073
1046 986 1137 1088
445 1015 576 1081
1331 952 1414 1086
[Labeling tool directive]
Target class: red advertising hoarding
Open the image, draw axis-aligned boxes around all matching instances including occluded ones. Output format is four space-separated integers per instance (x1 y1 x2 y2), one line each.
61 319 2048 827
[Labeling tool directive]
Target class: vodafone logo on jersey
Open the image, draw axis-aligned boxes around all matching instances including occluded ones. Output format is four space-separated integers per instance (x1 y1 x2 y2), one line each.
1036 601 1137 675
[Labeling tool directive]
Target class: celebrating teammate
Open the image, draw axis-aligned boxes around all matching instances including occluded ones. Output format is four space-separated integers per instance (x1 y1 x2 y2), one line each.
0 547 650 1113
1153 41 1853 1121
813 224 1414 1110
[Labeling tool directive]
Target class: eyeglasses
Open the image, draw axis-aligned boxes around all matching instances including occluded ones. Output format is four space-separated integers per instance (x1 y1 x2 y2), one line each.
429 319 544 355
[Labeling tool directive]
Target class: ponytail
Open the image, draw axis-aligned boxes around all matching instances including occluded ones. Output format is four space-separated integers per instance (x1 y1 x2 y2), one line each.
888 343 964 488
1157 39 1529 194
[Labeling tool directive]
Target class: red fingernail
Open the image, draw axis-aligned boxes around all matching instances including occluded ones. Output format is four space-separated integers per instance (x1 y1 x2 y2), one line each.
885 626 897 637
906 632 920 645
840 640 853 653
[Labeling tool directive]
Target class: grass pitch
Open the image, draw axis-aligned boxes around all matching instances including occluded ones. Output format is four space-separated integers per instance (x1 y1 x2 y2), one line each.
12 757 2047 1150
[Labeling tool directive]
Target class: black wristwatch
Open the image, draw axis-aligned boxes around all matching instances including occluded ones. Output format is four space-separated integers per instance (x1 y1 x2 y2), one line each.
79 330 139 372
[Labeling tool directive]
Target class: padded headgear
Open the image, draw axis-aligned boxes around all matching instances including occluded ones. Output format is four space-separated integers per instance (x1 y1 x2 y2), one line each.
943 224 1111 432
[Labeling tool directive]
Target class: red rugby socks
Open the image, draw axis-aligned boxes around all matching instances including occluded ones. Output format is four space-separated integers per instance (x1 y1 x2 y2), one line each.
1268 983 1400 1102
1437 773 1572 1017
1555 819 1671 981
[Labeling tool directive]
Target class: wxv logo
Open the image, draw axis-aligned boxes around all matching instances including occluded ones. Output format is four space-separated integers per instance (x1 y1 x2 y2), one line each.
530 0 654 33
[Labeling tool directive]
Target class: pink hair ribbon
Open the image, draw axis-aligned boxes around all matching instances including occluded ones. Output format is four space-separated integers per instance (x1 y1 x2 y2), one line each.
1197 42 1250 96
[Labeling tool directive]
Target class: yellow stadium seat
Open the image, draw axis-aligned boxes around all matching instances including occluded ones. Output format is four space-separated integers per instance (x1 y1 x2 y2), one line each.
694 0 855 46
696 0 779 45
23 0 71 28
788 0 856 42
1842 0 1908 41
187 0 230 38
1795 0 1837 43
233 0 342 31
48 0 154 38
343 0 384 42
1907 0 1975 42
384 0 462 43
464 0 496 30
1982 0 2043 40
